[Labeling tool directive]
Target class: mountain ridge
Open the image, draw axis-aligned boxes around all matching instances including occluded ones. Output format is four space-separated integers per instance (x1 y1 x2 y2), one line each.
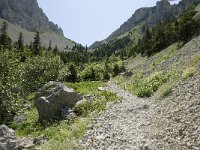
90 0 200 49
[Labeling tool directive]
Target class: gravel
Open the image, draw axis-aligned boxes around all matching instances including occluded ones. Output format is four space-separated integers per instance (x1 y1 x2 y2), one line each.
80 81 157 150
79 35 200 150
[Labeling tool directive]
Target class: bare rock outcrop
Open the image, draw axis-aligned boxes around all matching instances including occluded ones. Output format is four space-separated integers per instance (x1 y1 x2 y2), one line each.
35 81 82 121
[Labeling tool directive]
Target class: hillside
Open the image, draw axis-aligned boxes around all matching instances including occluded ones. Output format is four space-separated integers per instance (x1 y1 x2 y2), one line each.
0 19 75 50
80 32 200 150
90 0 200 48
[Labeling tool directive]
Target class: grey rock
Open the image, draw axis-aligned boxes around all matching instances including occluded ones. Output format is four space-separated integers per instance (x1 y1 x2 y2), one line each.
0 125 35 150
0 125 15 139
61 106 76 119
35 81 82 121
17 138 35 150
84 95 95 101
98 87 105 91
14 115 27 124
33 134 47 145
123 70 133 77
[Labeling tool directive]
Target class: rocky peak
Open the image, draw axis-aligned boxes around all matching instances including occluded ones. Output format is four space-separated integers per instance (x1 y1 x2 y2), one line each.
156 0 171 7
132 7 151 23
156 0 171 12
0 0 63 35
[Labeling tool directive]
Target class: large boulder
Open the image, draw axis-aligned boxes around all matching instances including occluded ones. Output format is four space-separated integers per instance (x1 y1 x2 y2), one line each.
35 81 82 121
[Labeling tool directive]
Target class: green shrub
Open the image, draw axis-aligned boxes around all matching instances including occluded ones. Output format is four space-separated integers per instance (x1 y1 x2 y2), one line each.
21 55 62 93
127 71 171 97
136 72 170 97
182 67 196 80
0 51 23 123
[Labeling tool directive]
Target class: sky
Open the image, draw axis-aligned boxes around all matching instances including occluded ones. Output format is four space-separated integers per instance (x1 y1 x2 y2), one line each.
37 0 180 46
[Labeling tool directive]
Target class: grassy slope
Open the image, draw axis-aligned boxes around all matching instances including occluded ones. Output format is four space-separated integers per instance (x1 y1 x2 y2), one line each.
90 24 142 50
0 19 75 51
114 4 200 96
114 33 200 97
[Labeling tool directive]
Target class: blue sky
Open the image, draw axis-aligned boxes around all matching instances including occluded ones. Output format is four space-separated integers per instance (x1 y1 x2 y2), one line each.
37 0 180 46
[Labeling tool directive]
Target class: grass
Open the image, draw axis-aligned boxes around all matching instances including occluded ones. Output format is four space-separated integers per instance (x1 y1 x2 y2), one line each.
188 52 200 66
66 81 105 95
113 75 126 86
11 81 119 149
182 67 196 80
158 82 174 99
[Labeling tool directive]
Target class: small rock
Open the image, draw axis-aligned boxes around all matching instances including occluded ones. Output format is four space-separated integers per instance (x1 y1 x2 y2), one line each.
84 95 95 101
95 135 105 140
33 134 47 145
14 115 27 124
98 87 105 91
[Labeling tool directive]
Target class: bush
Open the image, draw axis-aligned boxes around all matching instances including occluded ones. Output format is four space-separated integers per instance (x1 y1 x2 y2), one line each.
136 72 170 97
0 51 23 123
21 55 62 93
80 63 105 81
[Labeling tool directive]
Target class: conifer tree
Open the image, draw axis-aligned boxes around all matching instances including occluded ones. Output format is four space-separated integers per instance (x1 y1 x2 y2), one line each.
48 40 52 51
33 31 41 55
53 45 59 54
0 21 12 49
17 32 24 50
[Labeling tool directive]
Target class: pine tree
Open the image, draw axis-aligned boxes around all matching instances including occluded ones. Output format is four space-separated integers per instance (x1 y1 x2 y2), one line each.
53 45 58 54
17 32 24 50
0 21 12 49
48 40 52 51
33 32 41 55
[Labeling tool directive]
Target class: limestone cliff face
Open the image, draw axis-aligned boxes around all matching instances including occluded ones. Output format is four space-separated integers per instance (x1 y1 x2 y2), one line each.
0 0 63 35
90 0 200 48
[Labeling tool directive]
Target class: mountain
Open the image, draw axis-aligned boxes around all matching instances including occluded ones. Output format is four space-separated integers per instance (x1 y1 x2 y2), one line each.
90 0 200 48
0 0 63 35
0 0 75 50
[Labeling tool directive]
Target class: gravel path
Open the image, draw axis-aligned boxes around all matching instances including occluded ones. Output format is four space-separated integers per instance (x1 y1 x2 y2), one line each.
80 35 200 150
80 81 157 150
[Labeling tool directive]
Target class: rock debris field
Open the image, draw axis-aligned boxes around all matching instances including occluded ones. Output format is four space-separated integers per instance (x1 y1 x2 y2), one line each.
80 74 200 150
80 81 157 150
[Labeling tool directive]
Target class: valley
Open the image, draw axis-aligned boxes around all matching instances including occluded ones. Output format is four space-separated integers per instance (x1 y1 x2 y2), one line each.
0 0 200 150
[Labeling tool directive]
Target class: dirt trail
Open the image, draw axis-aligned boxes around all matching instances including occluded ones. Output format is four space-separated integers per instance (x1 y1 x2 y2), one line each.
80 81 158 150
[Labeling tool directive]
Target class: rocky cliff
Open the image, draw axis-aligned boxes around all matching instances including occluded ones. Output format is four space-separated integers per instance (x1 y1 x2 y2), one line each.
0 0 63 35
90 0 200 48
